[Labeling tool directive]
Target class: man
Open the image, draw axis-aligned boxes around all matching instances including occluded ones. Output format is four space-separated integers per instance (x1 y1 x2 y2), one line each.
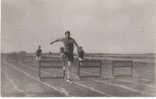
59 47 65 72
60 47 65 60
36 45 42 60
50 30 80 82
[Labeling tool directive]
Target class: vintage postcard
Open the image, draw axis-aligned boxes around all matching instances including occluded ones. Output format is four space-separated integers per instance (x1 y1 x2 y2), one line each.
1 0 156 97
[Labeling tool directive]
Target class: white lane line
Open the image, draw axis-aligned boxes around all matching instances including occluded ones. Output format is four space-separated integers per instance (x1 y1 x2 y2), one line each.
4 72 25 94
39 68 110 96
18 61 153 96
60 88 70 96
72 81 112 96
116 79 154 89
94 80 153 96
23 61 153 96
16 62 71 97
2 62 27 96
6 63 71 97
82 71 153 96
19 62 112 96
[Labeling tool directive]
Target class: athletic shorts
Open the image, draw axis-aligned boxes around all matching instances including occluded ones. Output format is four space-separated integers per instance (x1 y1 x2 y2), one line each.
36 56 41 60
64 52 74 62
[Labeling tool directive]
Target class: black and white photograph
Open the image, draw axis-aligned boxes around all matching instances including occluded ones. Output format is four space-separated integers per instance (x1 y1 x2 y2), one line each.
1 0 156 97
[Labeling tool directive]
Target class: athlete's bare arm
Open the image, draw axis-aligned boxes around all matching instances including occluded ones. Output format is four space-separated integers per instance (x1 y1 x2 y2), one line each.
50 38 63 45
73 39 79 50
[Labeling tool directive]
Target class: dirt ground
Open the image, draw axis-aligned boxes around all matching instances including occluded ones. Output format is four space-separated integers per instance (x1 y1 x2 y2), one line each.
1 54 155 97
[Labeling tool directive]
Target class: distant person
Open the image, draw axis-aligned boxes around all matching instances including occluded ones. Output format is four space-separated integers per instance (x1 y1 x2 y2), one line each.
36 45 42 60
78 46 85 61
50 30 80 82
60 47 66 72
60 47 65 60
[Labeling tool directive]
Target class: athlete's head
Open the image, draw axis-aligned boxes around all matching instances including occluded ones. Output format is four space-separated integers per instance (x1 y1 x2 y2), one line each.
65 30 70 39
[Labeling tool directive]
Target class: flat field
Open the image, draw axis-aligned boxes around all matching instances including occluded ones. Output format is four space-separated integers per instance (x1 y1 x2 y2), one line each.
1 53 155 97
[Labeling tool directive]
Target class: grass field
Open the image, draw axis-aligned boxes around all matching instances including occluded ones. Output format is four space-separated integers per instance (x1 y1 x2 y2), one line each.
1 53 156 97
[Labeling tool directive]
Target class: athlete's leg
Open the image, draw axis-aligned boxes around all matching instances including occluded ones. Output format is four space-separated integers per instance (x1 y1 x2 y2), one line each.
68 60 80 80
66 61 71 80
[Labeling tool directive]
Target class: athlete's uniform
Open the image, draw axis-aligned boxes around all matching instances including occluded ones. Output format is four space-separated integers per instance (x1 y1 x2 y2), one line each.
56 37 79 62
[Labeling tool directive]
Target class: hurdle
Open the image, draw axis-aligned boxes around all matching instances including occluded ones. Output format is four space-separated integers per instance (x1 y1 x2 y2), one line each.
78 59 102 78
112 60 134 77
38 57 65 79
22 55 35 63
7 54 18 63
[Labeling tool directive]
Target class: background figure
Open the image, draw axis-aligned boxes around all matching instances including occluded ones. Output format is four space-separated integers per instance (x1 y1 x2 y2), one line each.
36 45 42 60
60 47 66 74
78 46 85 61
60 47 65 59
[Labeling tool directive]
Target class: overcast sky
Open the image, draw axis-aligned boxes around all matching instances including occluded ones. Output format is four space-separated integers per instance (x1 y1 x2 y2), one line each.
1 0 156 53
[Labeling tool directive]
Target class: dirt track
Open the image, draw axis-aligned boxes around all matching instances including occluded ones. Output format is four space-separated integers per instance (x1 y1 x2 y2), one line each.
1 54 155 97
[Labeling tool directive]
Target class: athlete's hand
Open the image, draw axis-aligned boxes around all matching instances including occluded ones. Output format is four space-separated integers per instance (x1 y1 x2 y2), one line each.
50 42 54 45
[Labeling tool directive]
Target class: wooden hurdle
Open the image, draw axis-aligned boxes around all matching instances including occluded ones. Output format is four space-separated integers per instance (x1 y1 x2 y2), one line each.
112 60 134 77
7 54 18 63
38 57 65 79
78 59 102 78
23 55 35 63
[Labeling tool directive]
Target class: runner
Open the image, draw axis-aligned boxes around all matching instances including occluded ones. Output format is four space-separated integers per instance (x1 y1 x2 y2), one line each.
50 30 80 82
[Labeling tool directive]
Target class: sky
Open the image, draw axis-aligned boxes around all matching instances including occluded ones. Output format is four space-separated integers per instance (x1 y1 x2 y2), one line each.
1 0 156 53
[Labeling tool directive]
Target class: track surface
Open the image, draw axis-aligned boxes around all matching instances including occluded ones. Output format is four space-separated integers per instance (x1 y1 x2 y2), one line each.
1 55 155 97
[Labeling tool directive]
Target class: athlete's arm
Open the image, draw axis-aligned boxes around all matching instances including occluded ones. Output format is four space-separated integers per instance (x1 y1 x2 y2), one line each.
73 39 79 49
50 38 63 45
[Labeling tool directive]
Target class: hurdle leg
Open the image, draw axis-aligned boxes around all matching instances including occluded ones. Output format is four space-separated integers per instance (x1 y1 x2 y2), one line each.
77 61 80 77
38 61 41 80
112 64 114 77
131 61 134 77
63 70 65 79
99 62 102 77
39 67 41 79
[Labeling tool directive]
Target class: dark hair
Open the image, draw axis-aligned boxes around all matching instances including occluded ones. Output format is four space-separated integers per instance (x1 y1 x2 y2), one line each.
65 30 70 35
